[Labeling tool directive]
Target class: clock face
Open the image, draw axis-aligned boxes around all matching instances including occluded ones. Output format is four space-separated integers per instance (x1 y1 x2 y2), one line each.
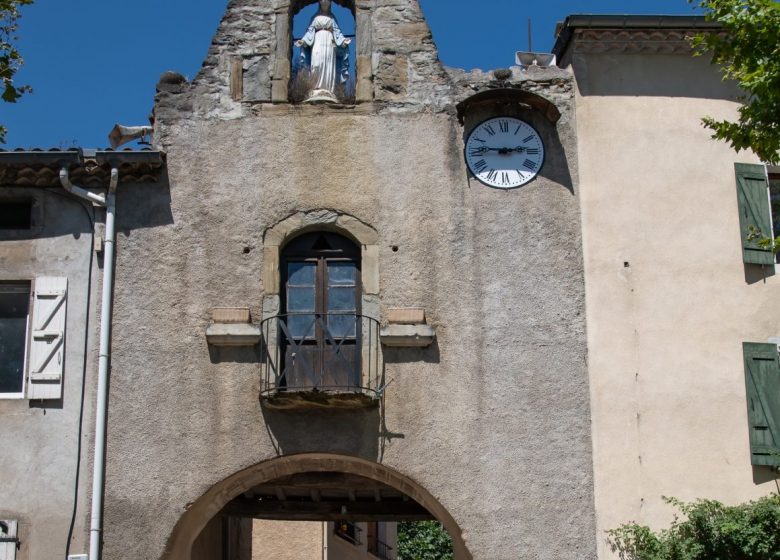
464 117 545 189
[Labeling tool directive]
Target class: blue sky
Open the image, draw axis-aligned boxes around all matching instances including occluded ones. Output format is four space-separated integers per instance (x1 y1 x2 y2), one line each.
1 0 700 149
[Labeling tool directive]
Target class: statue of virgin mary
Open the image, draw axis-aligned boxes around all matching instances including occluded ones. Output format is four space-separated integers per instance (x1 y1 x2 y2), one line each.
295 0 351 103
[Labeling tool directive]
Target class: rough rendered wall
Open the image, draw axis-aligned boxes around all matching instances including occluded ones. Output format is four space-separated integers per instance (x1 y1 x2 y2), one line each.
0 189 97 560
103 1 596 559
571 51 780 557
252 521 322 559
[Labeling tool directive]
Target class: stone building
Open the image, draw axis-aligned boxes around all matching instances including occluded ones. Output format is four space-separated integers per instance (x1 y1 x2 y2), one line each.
0 3 777 560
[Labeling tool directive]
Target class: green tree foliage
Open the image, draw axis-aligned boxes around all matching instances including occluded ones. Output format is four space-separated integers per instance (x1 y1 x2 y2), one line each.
607 494 780 560
0 0 32 143
397 521 454 560
689 0 780 164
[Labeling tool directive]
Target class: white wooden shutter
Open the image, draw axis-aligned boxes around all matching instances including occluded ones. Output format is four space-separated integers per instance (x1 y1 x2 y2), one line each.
0 520 18 560
27 277 67 400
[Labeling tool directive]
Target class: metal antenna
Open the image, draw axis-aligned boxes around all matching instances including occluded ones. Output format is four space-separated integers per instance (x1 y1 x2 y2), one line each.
528 18 532 52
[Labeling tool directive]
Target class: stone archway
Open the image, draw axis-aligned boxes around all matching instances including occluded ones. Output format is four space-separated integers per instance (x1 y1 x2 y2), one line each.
162 453 472 560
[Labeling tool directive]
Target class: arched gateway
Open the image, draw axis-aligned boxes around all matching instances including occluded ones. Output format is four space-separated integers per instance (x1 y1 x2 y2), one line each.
163 454 472 560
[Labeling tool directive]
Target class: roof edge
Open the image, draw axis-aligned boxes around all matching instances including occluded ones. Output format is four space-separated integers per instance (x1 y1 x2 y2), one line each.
552 14 719 59
0 150 165 167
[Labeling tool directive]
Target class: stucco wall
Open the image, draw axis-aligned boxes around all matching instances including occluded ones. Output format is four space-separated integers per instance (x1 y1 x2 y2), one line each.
0 188 98 560
103 104 594 560
252 520 322 559
571 51 780 557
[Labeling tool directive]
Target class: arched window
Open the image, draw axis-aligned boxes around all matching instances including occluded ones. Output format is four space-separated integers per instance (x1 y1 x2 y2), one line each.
279 231 361 390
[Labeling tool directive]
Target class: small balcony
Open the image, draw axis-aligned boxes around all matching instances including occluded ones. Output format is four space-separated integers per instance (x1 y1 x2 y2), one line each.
368 538 395 560
260 313 381 410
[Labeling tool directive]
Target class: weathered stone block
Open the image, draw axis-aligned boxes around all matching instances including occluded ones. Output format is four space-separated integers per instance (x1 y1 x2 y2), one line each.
244 57 271 102
205 323 262 346
375 54 408 99
212 307 251 324
380 324 436 347
387 308 425 325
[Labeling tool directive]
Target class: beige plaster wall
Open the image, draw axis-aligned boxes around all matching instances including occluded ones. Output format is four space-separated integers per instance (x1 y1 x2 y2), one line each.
571 52 780 558
252 520 323 560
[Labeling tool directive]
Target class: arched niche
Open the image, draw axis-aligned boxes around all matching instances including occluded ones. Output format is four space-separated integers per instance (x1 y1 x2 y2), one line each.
162 453 473 560
291 0 355 13
455 89 562 125
272 0 373 103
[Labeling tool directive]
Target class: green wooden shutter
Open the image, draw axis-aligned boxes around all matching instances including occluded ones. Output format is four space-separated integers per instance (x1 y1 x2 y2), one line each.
735 163 773 265
743 342 780 466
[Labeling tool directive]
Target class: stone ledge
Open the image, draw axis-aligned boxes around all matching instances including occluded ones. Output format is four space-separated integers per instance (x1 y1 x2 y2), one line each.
206 323 263 346
380 324 436 348
260 390 378 410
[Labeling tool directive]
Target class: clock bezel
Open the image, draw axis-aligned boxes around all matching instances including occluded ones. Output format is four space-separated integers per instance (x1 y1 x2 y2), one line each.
464 116 545 190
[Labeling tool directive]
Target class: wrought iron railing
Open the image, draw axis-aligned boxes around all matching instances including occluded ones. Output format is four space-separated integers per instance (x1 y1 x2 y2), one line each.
334 521 362 546
260 313 381 398
368 538 395 560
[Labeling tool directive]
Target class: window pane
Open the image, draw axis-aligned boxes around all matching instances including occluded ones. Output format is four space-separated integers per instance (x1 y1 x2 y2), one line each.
286 314 317 340
0 286 29 394
287 262 315 286
287 287 315 312
328 262 357 286
328 286 356 311
327 314 356 339
0 201 32 229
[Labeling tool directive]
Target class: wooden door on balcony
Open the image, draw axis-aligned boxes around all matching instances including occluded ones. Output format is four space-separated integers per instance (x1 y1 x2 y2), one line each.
281 232 361 391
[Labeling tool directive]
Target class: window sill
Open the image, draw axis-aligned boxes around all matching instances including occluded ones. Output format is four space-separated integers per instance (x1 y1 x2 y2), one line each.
380 324 436 348
205 323 262 347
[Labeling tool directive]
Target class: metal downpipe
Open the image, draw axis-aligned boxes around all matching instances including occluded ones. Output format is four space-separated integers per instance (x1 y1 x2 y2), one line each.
59 166 119 560
89 167 118 560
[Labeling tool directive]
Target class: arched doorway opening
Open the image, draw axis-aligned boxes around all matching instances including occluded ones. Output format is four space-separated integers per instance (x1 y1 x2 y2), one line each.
163 454 471 560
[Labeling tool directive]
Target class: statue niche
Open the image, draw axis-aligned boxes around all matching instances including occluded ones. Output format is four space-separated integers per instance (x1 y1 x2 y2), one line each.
291 0 355 104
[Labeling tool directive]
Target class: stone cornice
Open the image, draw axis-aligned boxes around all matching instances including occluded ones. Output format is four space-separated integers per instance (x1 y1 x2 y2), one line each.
571 28 697 54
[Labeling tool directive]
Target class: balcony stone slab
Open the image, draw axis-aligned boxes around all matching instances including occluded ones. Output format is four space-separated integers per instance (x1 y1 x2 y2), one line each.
380 324 436 348
206 323 262 346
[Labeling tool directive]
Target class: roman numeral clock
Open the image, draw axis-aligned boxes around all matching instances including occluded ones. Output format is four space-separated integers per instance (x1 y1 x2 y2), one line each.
465 117 544 189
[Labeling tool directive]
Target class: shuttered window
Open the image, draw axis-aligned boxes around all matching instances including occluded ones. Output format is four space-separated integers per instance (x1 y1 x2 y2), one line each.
735 163 774 265
0 520 18 560
27 277 67 400
743 342 780 467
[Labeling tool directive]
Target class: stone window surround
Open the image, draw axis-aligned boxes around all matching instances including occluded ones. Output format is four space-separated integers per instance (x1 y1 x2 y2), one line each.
272 0 373 103
261 210 380 394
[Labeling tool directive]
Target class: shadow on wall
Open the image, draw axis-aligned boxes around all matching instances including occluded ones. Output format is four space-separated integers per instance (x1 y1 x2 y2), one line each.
116 169 175 234
574 54 743 99
537 117 574 195
262 407 381 460
744 263 775 285
209 345 262 364
383 338 441 364
752 466 780 486
0 188 95 242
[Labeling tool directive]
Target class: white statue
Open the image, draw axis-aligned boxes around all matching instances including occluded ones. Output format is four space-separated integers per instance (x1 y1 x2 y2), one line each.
295 0 352 103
